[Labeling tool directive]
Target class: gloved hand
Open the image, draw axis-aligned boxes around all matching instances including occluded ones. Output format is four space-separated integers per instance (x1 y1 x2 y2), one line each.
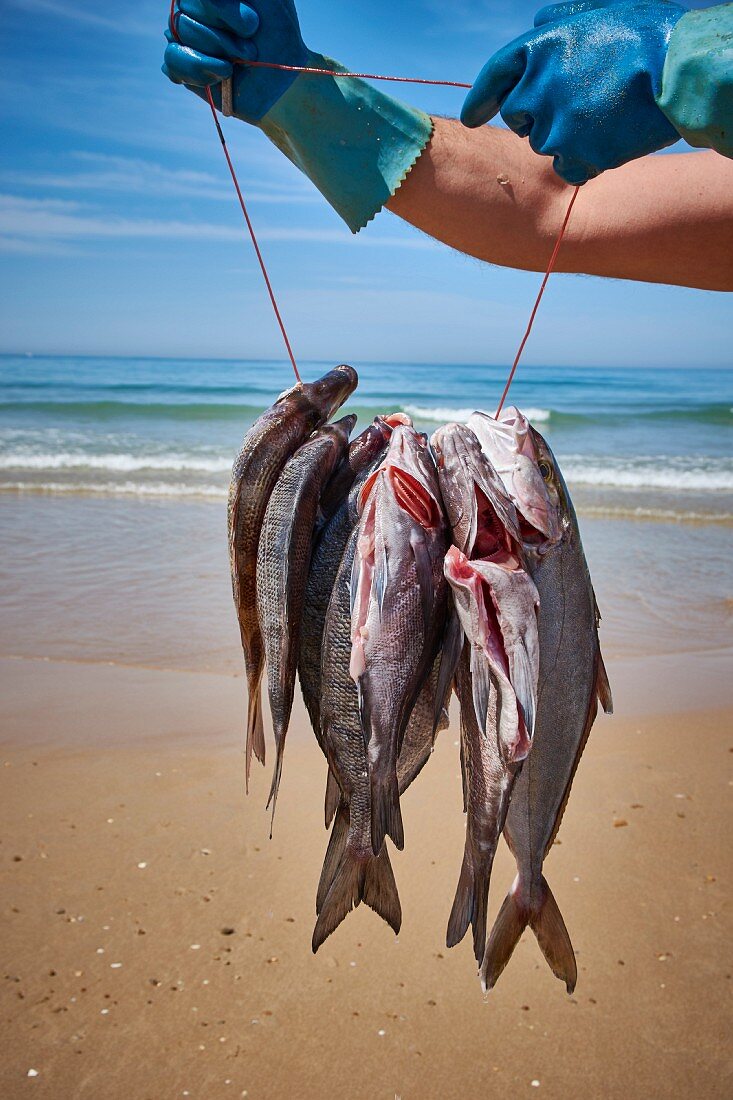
163 0 309 122
461 0 688 185
161 0 433 233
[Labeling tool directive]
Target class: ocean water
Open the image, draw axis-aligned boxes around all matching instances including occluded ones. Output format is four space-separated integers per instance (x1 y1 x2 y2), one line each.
1 354 731 522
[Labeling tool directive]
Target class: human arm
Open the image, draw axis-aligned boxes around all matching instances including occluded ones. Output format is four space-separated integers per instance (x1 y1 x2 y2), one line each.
387 118 733 291
163 1 733 290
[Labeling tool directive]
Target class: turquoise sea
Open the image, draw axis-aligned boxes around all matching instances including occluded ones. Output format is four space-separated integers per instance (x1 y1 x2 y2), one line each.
1 354 731 522
0 353 731 708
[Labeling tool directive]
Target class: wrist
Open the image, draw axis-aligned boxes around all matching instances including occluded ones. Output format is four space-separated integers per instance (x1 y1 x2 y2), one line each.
258 53 433 232
656 4 733 156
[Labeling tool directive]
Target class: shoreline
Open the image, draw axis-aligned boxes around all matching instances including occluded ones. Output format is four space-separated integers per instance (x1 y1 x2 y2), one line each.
1 483 731 527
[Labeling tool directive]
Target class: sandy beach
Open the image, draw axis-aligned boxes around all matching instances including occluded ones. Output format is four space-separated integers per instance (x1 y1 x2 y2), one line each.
1 492 732 1100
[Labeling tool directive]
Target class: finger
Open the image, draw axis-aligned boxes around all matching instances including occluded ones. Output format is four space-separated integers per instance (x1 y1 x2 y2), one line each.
533 0 618 28
461 43 527 128
163 42 233 87
177 1 259 39
161 62 184 85
173 12 256 61
552 153 596 186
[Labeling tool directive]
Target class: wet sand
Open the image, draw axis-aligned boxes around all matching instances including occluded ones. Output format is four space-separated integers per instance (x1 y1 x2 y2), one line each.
1 653 731 1100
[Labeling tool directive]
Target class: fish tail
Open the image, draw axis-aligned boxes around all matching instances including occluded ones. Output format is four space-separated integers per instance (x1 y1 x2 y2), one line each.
480 875 530 993
245 666 265 792
480 874 576 994
446 850 491 964
362 846 401 935
265 741 285 838
370 769 404 855
528 876 577 993
316 801 349 915
312 841 401 952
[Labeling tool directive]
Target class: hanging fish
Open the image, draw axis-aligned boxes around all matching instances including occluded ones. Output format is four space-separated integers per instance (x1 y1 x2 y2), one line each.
257 414 357 825
350 425 449 855
228 365 357 788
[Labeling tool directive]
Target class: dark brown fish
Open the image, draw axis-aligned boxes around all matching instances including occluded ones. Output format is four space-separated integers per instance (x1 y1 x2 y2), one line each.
350 425 449 854
473 411 612 994
298 420 392 827
257 414 357 824
228 365 357 787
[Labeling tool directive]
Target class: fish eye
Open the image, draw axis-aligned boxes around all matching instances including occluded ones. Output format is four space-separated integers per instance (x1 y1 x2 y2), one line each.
538 460 552 482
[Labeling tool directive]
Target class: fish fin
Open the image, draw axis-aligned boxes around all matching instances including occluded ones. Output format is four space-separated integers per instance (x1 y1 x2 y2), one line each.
596 649 613 715
312 842 402 952
528 876 577 993
480 877 530 993
470 648 491 738
245 666 265 792
459 736 468 814
324 769 341 829
374 542 388 618
357 680 372 752
410 528 434 632
370 770 404 855
316 801 349 915
511 635 536 742
434 610 463 741
362 846 402 935
446 850 491 964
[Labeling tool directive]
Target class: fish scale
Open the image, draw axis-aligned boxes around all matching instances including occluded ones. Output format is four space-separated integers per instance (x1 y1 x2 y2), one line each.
257 414 356 821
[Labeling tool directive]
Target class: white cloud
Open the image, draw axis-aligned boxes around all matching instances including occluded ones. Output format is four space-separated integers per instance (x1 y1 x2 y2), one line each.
6 0 150 36
0 152 319 205
0 193 437 251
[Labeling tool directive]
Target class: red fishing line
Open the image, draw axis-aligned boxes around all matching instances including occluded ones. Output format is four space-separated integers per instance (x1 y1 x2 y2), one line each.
168 5 579 398
241 59 471 89
495 184 581 417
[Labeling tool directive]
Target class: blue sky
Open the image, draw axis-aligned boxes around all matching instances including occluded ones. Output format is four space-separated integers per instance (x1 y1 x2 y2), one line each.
1 0 729 366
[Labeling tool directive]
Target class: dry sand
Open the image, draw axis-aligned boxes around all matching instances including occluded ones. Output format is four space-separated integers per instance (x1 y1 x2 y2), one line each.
1 655 731 1099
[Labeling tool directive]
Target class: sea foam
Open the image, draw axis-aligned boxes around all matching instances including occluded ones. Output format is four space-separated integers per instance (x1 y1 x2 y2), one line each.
402 404 552 423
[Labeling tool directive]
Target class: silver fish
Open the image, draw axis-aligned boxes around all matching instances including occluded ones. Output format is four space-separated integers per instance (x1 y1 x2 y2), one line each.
313 527 401 951
432 423 540 962
257 414 357 824
473 411 612 993
350 426 449 854
228 365 358 787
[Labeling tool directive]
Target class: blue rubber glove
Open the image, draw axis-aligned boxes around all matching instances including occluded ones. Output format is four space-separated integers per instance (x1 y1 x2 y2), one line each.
461 0 687 185
163 0 308 121
162 0 433 232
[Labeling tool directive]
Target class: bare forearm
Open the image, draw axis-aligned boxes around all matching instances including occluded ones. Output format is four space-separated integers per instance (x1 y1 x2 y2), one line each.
387 118 733 291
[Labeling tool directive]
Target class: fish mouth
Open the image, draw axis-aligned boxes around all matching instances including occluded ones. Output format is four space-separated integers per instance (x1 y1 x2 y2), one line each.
468 410 560 548
359 426 442 528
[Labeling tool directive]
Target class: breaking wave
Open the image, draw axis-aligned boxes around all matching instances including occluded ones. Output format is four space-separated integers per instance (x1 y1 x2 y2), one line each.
0 451 232 474
402 404 553 423
560 456 733 492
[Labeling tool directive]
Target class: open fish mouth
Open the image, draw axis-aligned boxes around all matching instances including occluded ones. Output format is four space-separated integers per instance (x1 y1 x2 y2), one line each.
468 408 561 547
358 426 443 529
445 545 535 763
